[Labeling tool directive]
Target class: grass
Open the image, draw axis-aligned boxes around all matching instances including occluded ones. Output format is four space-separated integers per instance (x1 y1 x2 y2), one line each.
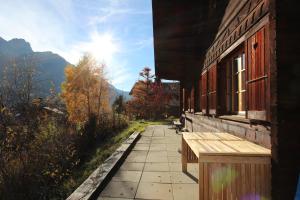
62 120 168 198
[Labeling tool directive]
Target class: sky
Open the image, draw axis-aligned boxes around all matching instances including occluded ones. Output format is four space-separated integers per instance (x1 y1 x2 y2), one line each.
0 0 154 91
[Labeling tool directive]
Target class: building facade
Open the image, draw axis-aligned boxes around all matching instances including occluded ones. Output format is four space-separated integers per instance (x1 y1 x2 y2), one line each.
152 0 300 199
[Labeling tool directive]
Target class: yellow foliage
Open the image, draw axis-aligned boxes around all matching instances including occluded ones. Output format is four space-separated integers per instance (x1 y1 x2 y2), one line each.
61 55 110 124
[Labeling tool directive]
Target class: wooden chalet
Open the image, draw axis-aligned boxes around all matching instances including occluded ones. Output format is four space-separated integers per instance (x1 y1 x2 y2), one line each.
152 0 300 199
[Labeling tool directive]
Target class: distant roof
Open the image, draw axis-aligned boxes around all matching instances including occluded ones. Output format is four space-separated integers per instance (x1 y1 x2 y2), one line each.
129 81 179 95
43 106 64 115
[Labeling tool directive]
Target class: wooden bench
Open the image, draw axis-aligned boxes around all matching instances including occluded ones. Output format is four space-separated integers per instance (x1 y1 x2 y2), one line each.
173 120 182 133
181 132 271 200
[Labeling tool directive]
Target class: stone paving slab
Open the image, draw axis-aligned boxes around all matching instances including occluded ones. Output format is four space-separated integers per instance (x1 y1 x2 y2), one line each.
133 143 150 151
167 151 181 157
168 163 198 172
170 172 198 184
112 171 142 182
146 154 168 163
120 162 144 171
149 143 167 151
172 184 198 200
125 151 147 163
98 125 200 200
167 156 181 163
135 182 173 200
148 150 168 155
100 181 138 199
98 197 133 200
144 162 169 172
136 138 151 144
140 171 171 183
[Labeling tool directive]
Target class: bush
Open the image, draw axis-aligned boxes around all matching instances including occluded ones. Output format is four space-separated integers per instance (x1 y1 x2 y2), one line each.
0 104 129 199
0 106 79 200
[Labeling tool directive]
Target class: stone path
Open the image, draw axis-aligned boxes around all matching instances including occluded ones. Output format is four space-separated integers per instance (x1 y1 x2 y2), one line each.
98 125 199 200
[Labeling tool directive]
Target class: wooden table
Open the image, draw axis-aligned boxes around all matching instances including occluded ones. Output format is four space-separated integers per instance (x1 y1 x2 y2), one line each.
181 132 271 200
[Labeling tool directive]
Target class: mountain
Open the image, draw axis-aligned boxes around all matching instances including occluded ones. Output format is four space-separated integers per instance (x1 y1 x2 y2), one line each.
0 37 130 103
109 84 131 105
0 37 68 95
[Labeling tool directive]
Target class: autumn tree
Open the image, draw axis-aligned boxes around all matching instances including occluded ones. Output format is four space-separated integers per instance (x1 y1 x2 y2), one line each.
61 55 110 124
127 67 171 119
151 79 171 118
127 67 153 119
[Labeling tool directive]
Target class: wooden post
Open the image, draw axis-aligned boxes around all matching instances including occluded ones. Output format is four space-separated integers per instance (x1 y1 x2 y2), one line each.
199 158 204 200
181 136 187 172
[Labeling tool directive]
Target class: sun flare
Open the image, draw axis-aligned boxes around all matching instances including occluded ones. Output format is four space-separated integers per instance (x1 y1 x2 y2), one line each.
87 32 119 64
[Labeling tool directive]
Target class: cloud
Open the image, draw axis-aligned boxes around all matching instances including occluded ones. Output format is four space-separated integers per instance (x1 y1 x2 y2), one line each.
0 0 153 91
88 1 151 25
89 8 131 25
0 0 74 53
134 37 154 50
61 31 119 64
58 31 133 90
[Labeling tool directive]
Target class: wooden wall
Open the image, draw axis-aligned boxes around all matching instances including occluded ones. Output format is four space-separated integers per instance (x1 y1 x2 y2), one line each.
179 0 300 197
271 0 300 198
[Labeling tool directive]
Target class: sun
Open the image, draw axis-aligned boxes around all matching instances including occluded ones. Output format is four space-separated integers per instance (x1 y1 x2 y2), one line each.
63 31 120 66
87 32 119 64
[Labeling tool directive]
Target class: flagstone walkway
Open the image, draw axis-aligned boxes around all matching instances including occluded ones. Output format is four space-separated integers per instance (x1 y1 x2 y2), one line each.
98 125 201 200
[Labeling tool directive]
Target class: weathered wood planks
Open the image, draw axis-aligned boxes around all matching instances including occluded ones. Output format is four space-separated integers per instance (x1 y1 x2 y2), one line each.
181 132 271 199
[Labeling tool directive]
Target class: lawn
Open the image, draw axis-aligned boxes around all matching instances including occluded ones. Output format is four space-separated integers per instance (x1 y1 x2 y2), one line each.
62 120 168 198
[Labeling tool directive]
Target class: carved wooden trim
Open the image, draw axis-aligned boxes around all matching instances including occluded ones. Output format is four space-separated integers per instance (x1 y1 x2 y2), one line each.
203 0 269 69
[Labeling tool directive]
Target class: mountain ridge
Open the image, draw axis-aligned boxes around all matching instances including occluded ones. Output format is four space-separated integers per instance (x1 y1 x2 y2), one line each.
0 37 130 102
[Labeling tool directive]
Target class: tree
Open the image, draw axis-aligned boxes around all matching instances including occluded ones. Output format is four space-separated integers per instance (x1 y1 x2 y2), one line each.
151 79 171 118
0 58 78 199
127 67 171 119
113 95 125 115
61 55 110 124
0 57 38 108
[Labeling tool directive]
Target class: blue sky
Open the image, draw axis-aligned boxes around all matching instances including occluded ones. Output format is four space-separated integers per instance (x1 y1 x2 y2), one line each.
0 0 154 91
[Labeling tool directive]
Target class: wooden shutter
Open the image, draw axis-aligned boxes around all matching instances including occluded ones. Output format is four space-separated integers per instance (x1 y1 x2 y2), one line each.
246 27 268 120
180 85 184 112
201 71 208 114
208 64 217 115
191 85 195 113
183 88 187 111
187 88 191 112
195 78 201 112
218 62 228 115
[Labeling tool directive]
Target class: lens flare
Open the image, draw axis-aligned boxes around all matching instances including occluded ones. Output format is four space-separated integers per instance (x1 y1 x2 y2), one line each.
211 166 237 193
241 194 269 200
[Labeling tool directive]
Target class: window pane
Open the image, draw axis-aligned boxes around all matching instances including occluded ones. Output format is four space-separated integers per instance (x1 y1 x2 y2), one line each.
241 71 246 90
233 59 238 74
241 53 246 70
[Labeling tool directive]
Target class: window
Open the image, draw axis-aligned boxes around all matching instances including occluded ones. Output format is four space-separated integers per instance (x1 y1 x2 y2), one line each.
224 48 246 115
233 53 246 114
